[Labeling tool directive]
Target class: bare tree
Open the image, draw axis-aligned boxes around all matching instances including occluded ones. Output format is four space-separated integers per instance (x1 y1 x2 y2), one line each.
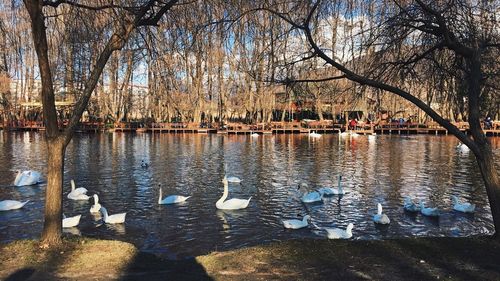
23 0 179 246
261 0 500 236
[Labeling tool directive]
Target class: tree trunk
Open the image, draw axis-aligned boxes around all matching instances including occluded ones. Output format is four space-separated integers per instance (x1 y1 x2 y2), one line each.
40 139 65 245
474 141 500 239
466 52 500 239
316 94 324 121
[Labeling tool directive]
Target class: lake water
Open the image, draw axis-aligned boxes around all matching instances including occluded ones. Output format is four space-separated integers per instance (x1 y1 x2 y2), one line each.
0 132 499 259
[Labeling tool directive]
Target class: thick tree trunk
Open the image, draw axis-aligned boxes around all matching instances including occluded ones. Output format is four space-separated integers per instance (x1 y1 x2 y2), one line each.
40 139 65 245
466 52 500 239
474 141 500 239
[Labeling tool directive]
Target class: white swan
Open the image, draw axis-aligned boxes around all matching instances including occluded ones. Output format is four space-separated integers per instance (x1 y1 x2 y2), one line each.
226 176 242 183
250 132 259 137
317 186 334 196
90 194 102 213
282 215 310 229
62 214 81 228
14 170 42 186
0 200 29 211
419 200 439 217
67 179 89 201
403 196 420 212
14 171 23 186
451 195 475 213
158 184 190 204
324 223 354 239
63 227 81 236
70 179 88 194
373 203 390 224
216 177 251 210
309 131 321 138
224 164 242 183
456 142 470 152
100 206 126 224
317 175 345 196
298 183 323 203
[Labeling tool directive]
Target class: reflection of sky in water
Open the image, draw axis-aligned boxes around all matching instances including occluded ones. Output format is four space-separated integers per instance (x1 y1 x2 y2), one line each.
0 132 498 259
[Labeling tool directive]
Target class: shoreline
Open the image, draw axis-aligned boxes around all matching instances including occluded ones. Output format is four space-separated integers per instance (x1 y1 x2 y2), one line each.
1 236 499 280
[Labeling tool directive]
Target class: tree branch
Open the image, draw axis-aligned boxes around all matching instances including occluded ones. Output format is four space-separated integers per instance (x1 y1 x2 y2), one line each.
136 0 178 26
261 2 479 154
61 0 179 143
275 75 347 85
412 0 473 57
42 0 136 12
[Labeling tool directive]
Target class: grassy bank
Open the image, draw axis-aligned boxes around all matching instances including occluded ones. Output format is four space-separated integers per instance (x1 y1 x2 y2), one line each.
1 237 499 280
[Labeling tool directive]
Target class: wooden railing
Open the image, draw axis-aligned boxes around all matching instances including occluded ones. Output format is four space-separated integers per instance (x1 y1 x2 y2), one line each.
4 120 500 134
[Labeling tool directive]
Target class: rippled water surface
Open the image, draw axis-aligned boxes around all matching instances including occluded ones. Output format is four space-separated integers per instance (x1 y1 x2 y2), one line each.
1 132 499 259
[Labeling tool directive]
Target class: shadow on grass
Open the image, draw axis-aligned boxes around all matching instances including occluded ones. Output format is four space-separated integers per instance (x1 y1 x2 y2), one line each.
4 268 35 281
262 239 439 280
119 252 213 281
266 236 500 280
389 237 500 280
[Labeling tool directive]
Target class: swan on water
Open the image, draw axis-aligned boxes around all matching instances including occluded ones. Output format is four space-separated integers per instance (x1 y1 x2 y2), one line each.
317 175 345 196
456 142 470 152
226 176 242 183
282 215 310 229
451 195 475 213
100 206 126 224
67 179 89 200
309 131 321 138
14 170 42 186
90 194 102 213
323 223 354 239
224 164 242 183
339 131 359 138
62 214 81 228
63 227 81 236
158 184 191 204
373 203 390 224
419 200 440 217
216 177 251 210
298 183 323 203
0 200 29 211
250 132 259 137
403 196 420 212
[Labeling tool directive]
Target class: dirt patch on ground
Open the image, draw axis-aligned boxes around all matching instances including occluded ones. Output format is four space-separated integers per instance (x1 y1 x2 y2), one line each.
1 237 499 280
